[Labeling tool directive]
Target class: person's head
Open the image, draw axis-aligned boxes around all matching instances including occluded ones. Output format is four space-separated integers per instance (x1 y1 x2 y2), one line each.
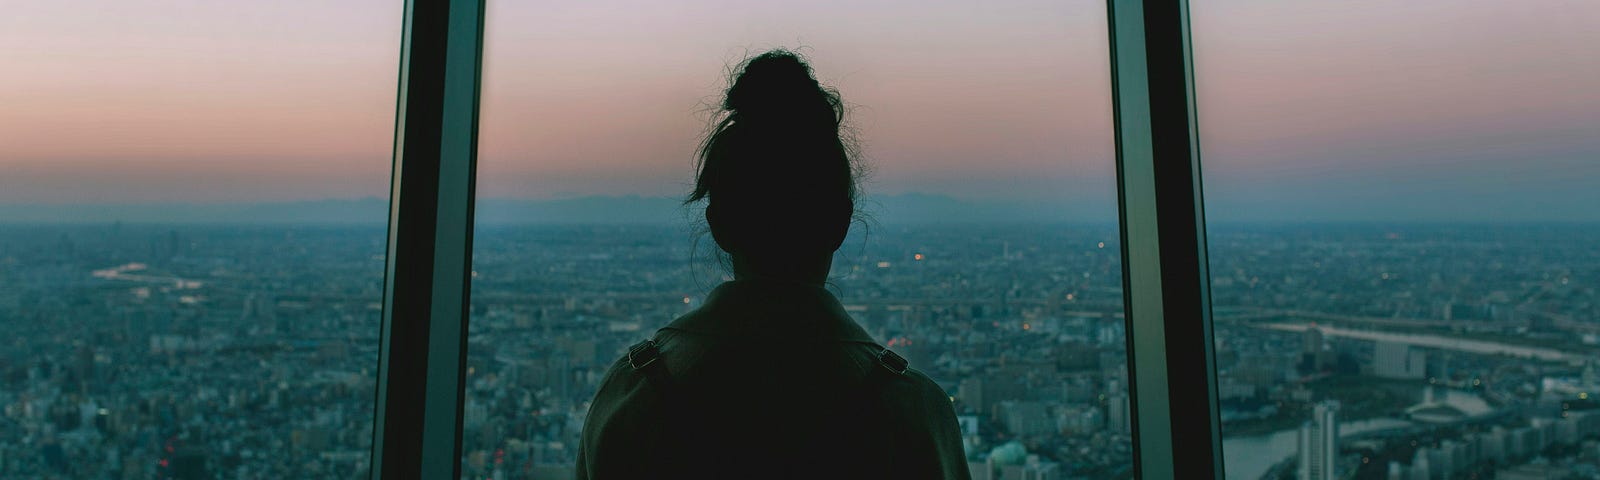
688 50 861 283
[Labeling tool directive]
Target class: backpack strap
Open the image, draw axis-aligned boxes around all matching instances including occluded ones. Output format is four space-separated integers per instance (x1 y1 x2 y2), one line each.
870 347 909 381
627 339 672 394
865 347 909 463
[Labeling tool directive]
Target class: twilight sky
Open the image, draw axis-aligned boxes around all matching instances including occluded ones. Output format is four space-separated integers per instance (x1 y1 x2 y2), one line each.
1 0 1596 221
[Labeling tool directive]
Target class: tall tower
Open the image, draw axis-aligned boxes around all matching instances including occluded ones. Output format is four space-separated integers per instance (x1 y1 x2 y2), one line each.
1297 400 1339 480
1582 358 1598 388
1300 325 1331 372
1302 326 1323 355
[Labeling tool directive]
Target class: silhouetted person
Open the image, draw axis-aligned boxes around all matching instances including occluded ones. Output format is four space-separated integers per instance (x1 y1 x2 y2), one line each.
576 50 970 479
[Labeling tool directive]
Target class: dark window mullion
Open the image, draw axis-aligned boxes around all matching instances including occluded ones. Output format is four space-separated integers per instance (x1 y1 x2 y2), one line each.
371 0 486 478
1107 0 1224 478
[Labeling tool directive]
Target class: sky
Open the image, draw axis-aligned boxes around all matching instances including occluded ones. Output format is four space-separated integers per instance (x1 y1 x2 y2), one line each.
1 0 1596 222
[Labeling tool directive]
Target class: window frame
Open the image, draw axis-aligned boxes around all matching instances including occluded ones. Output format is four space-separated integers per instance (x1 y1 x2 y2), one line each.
371 0 486 478
1107 0 1225 478
369 0 1225 478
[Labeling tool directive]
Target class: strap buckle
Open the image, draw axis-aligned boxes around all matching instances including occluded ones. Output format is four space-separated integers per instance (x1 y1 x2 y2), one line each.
877 348 909 375
628 340 661 370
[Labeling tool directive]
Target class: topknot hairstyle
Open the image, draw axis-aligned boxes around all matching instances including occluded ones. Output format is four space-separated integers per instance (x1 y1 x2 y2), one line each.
689 50 860 257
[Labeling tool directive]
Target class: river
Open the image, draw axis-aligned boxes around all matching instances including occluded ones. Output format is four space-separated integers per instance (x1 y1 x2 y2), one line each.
1261 323 1584 363
1221 389 1487 480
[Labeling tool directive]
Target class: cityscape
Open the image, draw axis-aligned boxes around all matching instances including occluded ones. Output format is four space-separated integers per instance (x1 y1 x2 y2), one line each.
0 221 1596 479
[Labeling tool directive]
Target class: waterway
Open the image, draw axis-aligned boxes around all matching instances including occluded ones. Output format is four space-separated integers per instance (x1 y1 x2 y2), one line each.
1223 418 1409 480
1221 389 1487 480
1262 323 1584 363
92 262 205 289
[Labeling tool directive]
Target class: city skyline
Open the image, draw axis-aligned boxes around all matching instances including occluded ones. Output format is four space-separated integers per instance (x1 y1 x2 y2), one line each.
4 222 1596 478
6 191 1600 225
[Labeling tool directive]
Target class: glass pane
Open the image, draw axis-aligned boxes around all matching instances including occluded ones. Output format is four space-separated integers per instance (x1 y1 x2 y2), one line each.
0 2 399 477
470 1 1128 478
1193 2 1600 479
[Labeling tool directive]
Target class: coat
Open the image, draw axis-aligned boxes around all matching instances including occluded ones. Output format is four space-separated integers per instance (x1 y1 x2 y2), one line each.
576 279 971 479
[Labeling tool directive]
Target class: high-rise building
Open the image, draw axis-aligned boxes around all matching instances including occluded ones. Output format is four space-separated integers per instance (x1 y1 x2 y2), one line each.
958 377 985 412
997 401 1052 436
1373 341 1427 379
1106 393 1131 434
1582 359 1598 388
1429 442 1454 478
1300 326 1335 371
1020 455 1061 480
1408 448 1430 480
1297 400 1339 480
969 460 993 480
1302 326 1324 355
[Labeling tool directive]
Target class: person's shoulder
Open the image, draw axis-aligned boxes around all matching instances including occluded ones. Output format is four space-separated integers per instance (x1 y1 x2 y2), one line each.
904 368 954 402
583 352 655 432
875 363 972 480
881 366 957 417
578 345 665 477
845 345 953 422
584 331 702 423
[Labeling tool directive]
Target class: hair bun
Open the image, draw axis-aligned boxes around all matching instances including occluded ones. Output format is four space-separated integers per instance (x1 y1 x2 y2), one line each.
689 49 858 256
724 51 829 120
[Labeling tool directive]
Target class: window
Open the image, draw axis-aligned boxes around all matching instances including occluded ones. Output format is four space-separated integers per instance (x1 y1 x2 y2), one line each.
0 1 399 477
28 1 1586 478
1193 1 1600 478
466 1 1129 478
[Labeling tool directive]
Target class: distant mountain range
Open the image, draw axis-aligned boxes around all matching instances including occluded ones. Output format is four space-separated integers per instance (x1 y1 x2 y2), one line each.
0 194 1117 225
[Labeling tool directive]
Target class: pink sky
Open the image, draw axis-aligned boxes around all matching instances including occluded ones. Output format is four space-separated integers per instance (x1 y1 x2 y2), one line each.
1 0 401 203
475 0 1112 202
2 0 1596 219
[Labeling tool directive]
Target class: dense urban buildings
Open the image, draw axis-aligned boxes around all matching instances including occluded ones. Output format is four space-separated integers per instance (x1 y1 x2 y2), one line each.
1 222 1597 479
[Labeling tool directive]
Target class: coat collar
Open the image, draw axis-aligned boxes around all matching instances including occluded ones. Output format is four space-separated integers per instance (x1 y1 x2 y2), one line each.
662 279 877 344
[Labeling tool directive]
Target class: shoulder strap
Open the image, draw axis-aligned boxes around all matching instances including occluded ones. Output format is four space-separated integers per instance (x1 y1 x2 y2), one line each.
869 347 909 383
865 347 909 463
627 339 672 395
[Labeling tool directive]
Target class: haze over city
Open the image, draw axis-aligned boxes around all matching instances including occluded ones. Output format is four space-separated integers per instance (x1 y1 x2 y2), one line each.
2 0 1596 222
